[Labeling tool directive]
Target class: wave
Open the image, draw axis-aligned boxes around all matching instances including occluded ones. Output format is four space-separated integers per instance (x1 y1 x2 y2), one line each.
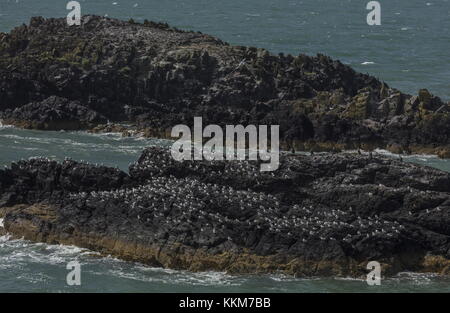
0 121 14 129
373 148 438 159
0 235 449 292
0 235 98 267
100 259 243 287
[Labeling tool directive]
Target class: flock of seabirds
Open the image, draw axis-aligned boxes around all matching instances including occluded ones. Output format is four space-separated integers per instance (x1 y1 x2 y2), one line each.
59 147 412 247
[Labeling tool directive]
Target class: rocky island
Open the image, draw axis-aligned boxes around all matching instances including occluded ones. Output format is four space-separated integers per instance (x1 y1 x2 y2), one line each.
0 147 450 277
1 15 450 156
0 16 450 278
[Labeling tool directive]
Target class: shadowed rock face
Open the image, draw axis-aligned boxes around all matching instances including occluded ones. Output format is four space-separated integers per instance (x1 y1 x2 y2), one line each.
1 15 450 155
1 147 449 276
0 96 107 130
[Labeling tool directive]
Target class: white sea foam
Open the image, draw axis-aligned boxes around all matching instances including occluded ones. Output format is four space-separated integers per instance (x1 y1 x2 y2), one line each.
93 257 245 287
268 273 314 282
0 121 14 129
16 272 53 284
0 233 448 291
373 148 438 159
335 276 365 282
0 232 10 239
391 271 439 285
0 236 96 267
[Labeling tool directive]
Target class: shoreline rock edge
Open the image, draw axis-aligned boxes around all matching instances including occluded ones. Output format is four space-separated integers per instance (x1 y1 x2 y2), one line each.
1 147 450 277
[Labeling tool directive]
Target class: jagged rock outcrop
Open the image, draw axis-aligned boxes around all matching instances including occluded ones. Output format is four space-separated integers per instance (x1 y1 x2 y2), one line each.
0 96 107 130
1 147 449 277
1 16 450 155
0 157 127 207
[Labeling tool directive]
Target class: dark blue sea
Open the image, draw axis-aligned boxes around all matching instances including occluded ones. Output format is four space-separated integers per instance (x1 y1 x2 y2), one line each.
0 0 450 292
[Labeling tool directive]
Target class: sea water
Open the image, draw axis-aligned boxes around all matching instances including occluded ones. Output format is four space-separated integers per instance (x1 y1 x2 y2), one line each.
0 0 450 292
1 126 450 292
0 0 449 100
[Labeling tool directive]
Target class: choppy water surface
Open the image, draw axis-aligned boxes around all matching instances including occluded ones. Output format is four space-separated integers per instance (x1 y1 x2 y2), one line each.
1 0 450 292
1 233 450 293
0 0 449 100
0 125 171 171
1 125 450 292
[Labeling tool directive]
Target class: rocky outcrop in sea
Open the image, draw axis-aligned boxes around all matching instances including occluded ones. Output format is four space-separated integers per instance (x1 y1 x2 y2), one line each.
1 147 449 277
0 15 449 278
1 16 450 156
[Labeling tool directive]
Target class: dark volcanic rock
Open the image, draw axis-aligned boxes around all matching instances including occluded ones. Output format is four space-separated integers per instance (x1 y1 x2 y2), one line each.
1 147 450 276
1 16 450 155
0 96 107 130
0 157 127 207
